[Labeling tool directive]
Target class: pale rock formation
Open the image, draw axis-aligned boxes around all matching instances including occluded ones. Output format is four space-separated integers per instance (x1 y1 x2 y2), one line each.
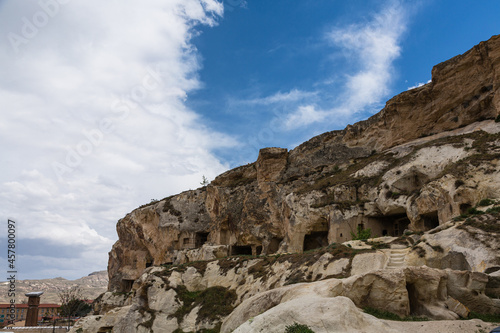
222 265 494 332
406 215 500 273
231 296 399 333
350 252 388 275
80 35 500 333
229 296 497 333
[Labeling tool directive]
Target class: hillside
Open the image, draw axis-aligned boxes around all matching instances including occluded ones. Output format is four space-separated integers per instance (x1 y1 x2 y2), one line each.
0 271 108 304
74 35 500 332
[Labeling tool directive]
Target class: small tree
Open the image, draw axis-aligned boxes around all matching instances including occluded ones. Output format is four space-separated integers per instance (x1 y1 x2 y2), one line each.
58 287 91 330
350 225 372 240
200 175 209 186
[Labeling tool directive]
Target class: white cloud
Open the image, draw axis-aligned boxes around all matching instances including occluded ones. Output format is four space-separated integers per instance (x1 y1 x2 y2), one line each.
283 2 407 129
407 79 431 90
0 0 233 279
283 105 328 129
234 89 318 106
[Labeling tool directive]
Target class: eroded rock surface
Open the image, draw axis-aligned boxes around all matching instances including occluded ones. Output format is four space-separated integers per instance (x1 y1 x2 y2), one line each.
86 35 500 333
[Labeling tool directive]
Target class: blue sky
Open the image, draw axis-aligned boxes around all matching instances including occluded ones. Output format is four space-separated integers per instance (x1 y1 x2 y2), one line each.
188 0 500 165
0 0 499 281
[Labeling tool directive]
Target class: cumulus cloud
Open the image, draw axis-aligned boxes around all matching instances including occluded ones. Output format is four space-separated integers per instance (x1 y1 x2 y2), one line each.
234 89 318 106
0 0 234 279
283 2 407 130
283 105 328 129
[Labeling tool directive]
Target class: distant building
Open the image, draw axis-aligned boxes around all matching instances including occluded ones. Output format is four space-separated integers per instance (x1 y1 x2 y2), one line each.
0 304 61 324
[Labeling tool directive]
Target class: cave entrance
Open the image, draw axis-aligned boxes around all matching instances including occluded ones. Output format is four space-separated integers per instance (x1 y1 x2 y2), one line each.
145 254 153 268
393 216 410 236
195 232 209 248
406 282 424 316
231 245 252 256
372 214 410 237
460 203 472 215
303 231 329 251
182 236 195 249
422 211 439 230
268 237 283 254
219 229 230 245
256 245 262 256
121 279 134 293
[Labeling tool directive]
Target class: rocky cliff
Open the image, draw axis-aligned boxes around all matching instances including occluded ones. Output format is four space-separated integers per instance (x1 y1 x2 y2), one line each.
78 35 500 333
107 34 500 294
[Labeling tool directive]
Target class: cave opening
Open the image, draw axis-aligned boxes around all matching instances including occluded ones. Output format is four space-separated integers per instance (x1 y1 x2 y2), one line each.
183 237 195 248
195 232 209 248
268 237 283 254
231 245 252 256
256 245 262 255
219 229 230 245
406 282 420 315
460 203 472 215
303 231 329 251
372 214 410 237
120 279 135 293
422 211 439 230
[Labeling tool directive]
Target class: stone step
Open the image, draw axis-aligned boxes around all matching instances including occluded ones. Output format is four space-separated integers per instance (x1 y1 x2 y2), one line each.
385 247 409 269
390 249 408 253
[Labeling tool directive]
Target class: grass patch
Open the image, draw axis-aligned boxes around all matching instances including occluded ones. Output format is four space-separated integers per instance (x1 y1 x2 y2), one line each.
366 241 391 250
295 151 397 195
285 323 316 333
486 206 500 214
467 311 500 322
459 211 500 233
172 286 236 324
430 245 444 253
478 198 496 207
467 207 484 215
363 307 429 321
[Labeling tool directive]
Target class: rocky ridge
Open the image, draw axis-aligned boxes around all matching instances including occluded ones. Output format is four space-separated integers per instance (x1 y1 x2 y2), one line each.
0 271 108 304
77 35 500 332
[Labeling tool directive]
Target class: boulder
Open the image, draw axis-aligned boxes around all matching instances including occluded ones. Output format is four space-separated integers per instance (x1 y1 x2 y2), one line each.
231 296 399 333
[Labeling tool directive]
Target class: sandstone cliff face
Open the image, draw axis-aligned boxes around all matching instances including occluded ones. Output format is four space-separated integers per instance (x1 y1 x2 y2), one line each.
72 36 500 333
108 35 500 293
77 223 500 332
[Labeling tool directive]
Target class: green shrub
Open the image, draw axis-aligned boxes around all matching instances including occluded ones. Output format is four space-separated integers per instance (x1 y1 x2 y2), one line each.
467 311 500 322
285 323 315 333
467 207 483 215
486 206 500 214
351 226 372 240
478 198 495 206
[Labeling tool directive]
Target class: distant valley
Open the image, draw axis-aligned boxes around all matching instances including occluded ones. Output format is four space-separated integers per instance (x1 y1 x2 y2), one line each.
0 271 107 304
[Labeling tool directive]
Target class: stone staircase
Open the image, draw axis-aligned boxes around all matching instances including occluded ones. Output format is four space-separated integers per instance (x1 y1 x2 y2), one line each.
385 246 409 269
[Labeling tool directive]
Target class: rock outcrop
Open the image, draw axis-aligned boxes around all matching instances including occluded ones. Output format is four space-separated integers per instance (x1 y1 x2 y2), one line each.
79 35 500 333
108 35 500 293
75 245 500 333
